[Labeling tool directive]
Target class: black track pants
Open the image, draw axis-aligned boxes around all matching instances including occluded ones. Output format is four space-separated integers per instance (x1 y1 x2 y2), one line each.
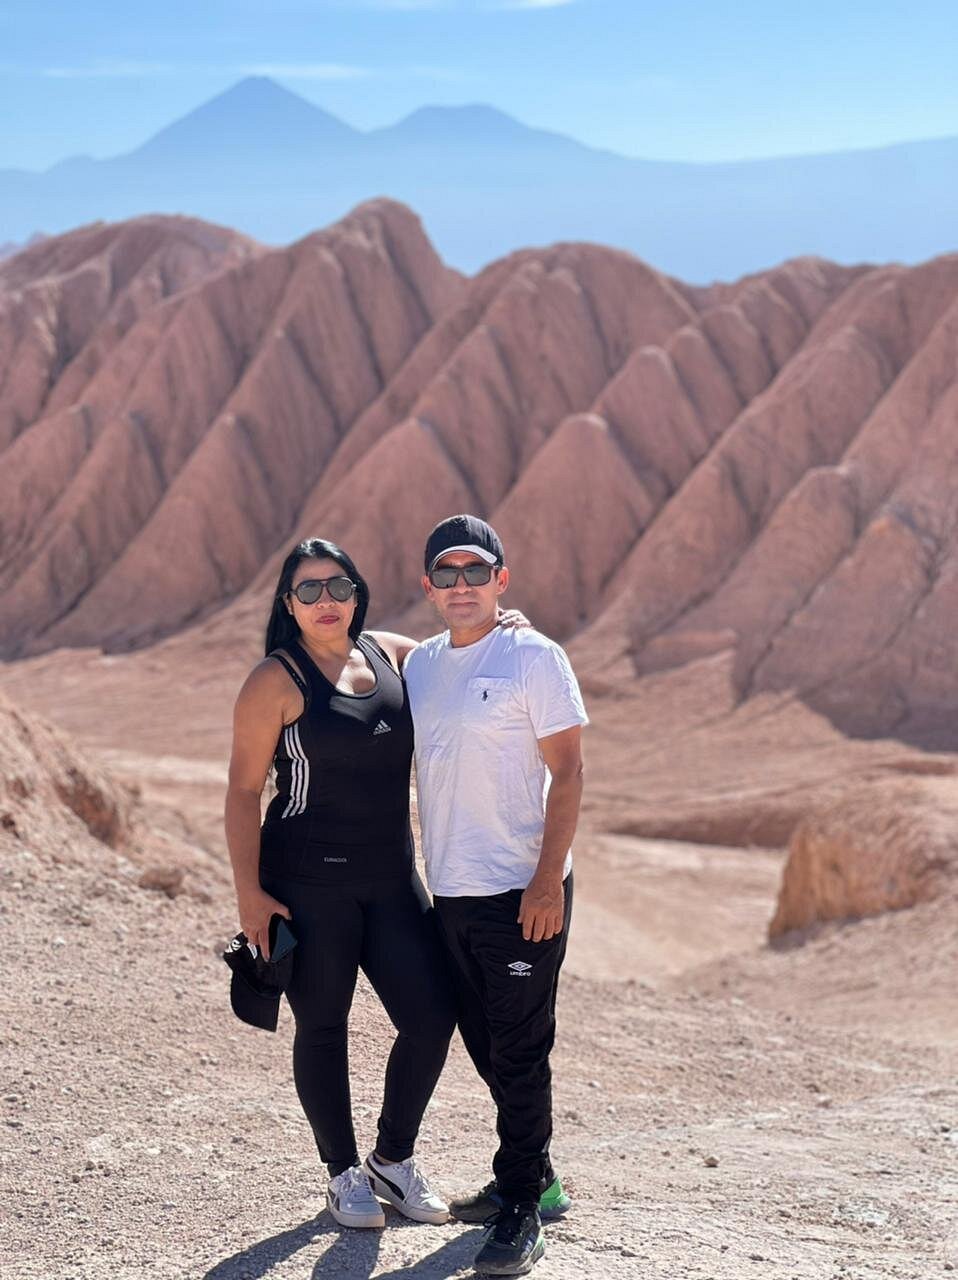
260 869 457 1176
433 873 573 1206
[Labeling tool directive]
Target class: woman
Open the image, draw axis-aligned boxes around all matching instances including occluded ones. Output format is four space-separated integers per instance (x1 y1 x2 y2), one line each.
225 537 456 1230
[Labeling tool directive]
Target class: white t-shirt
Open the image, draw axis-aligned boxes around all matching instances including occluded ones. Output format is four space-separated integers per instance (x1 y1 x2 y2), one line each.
404 626 589 897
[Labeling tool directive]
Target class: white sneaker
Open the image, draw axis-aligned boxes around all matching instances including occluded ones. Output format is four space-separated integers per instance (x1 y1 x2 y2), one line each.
364 1151 450 1224
326 1165 386 1229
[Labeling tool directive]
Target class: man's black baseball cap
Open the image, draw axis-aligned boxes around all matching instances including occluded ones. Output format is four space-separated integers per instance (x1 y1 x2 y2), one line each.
222 916 296 1033
424 514 505 572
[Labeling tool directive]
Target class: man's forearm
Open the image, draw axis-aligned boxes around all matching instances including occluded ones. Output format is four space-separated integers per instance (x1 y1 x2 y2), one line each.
533 771 583 882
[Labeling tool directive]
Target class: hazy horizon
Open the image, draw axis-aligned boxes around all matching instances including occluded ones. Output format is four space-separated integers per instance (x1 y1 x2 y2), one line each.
2 0 956 170
4 74 958 177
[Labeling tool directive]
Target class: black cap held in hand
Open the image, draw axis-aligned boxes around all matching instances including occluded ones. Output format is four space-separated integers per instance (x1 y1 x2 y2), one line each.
222 916 296 1033
424 514 504 572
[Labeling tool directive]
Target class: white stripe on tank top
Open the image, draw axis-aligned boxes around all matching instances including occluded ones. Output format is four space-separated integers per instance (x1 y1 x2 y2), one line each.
281 722 309 818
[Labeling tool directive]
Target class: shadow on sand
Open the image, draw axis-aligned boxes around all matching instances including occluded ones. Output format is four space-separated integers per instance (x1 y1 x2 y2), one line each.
202 1209 482 1279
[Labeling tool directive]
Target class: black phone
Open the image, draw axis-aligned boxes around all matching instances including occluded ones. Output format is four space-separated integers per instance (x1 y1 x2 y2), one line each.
268 914 297 964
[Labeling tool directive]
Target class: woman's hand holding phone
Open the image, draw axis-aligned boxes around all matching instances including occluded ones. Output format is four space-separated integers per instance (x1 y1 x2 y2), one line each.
237 887 291 960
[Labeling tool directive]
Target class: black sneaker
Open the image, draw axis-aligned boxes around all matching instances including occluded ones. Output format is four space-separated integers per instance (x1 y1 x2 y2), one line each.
451 1177 571 1224
473 1204 544 1276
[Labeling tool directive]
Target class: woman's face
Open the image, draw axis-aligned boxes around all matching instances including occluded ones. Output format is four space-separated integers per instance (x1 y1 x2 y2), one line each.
287 556 357 646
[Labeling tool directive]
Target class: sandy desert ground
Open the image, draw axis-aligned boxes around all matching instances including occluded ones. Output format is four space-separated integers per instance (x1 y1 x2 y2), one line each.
2 642 956 1280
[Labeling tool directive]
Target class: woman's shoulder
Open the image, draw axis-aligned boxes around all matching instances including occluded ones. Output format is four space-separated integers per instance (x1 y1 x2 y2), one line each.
363 630 418 670
241 651 306 699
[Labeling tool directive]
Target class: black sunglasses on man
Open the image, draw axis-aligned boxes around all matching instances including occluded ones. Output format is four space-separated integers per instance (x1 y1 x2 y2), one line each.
428 564 498 589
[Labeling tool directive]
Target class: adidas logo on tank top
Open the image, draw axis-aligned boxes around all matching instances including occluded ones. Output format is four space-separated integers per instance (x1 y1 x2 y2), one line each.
373 720 391 735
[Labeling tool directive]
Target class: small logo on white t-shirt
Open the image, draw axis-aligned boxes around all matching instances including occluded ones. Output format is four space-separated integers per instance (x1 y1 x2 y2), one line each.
508 961 532 976
373 720 391 735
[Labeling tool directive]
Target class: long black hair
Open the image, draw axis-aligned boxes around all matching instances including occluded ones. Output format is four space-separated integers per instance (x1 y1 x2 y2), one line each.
264 537 371 656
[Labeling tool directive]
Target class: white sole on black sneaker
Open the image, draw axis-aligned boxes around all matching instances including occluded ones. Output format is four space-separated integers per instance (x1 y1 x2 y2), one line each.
326 1188 385 1229
364 1160 450 1224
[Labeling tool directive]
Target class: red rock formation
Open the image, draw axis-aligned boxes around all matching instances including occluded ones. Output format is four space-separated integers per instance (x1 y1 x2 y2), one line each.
572 255 958 744
0 687 224 896
769 776 958 935
0 202 460 653
4 202 958 746
0 689 131 851
0 216 257 453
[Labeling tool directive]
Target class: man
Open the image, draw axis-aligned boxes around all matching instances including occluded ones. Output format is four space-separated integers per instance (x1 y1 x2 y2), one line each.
402 514 587 1276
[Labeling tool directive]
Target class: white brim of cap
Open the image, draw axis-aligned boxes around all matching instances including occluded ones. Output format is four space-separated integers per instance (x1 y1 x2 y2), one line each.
428 543 499 570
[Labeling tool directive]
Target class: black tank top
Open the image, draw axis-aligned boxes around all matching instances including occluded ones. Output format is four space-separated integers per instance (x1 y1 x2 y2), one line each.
259 633 414 883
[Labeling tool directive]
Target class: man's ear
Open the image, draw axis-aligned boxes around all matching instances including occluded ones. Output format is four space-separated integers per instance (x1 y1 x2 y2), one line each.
421 573 433 600
496 566 510 595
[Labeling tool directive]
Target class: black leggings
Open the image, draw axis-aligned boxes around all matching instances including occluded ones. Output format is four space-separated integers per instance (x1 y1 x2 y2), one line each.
260 869 456 1176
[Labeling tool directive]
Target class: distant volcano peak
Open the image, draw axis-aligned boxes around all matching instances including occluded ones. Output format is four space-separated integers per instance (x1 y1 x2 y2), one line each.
371 101 581 157
404 103 521 127
129 76 356 160
389 102 557 144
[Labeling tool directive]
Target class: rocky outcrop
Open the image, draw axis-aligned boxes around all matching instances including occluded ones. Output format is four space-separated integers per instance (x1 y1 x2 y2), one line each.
0 690 132 851
0 690 220 897
769 776 958 936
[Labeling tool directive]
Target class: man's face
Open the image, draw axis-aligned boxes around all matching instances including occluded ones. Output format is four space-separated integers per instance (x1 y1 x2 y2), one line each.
422 550 509 633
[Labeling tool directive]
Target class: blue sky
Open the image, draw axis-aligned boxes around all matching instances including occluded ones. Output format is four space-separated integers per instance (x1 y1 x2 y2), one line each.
1 0 956 170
